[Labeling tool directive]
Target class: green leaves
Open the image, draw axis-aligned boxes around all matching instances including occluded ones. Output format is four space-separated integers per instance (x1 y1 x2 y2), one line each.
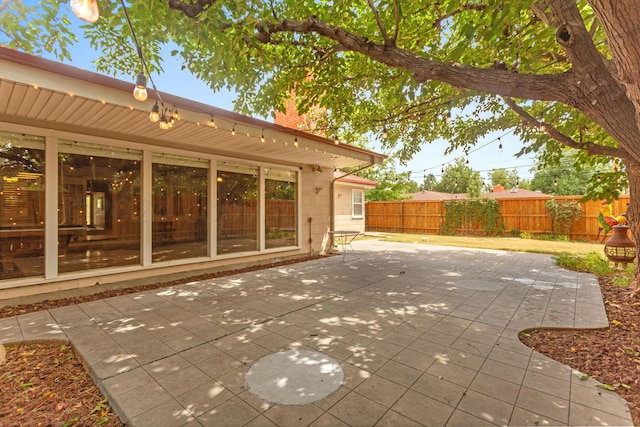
443 198 505 236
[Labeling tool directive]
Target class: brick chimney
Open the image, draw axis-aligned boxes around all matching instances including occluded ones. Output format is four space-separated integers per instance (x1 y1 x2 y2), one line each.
274 83 325 136
274 93 305 130
493 184 505 192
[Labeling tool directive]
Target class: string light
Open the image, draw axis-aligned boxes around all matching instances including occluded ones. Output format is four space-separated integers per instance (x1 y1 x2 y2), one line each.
260 129 265 143
149 103 159 123
498 137 503 152
132 73 147 101
231 124 236 136
209 116 218 128
70 0 99 23
382 127 388 138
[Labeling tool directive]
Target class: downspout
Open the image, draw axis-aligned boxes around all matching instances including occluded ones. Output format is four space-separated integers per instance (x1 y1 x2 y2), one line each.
330 163 376 249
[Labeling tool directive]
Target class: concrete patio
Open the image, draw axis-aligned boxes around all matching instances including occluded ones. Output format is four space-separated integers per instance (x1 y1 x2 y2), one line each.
0 240 634 426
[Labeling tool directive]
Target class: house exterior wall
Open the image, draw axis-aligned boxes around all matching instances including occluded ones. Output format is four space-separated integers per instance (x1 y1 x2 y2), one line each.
0 122 334 301
333 183 366 233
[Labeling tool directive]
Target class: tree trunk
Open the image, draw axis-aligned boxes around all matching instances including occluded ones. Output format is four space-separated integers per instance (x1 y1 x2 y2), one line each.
624 158 640 293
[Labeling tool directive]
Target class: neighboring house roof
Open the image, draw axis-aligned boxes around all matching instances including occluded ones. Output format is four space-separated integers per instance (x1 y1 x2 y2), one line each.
404 188 551 201
405 190 468 201
0 46 386 169
333 171 378 188
483 188 552 199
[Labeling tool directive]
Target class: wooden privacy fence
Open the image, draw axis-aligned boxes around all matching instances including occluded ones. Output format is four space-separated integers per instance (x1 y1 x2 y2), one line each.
365 195 630 242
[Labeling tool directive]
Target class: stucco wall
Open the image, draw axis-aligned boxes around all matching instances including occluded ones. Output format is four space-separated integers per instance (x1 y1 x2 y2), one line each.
333 184 366 233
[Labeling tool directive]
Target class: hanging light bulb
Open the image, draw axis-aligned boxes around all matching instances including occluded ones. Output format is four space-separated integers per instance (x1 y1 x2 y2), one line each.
382 127 388 138
149 103 159 123
70 0 99 23
445 111 452 124
132 73 148 101
159 117 170 130
231 124 236 136
172 108 180 121
553 178 558 186
260 129 265 143
209 116 217 128
597 174 602 183
159 110 170 130
497 137 503 152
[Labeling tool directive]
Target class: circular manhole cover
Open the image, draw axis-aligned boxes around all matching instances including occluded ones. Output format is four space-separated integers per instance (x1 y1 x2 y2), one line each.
245 349 343 405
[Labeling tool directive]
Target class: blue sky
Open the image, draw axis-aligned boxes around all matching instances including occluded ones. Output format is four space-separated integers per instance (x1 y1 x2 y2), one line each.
20 2 537 183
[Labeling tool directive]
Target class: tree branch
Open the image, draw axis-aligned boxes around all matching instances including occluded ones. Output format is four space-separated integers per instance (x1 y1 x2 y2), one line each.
366 0 391 46
255 17 573 103
502 96 623 158
433 4 487 29
392 0 399 44
165 0 213 19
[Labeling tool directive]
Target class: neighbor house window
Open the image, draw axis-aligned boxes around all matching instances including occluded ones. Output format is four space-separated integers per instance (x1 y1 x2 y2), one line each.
217 162 258 254
0 132 45 280
352 189 364 218
265 168 297 248
152 154 208 262
58 141 142 273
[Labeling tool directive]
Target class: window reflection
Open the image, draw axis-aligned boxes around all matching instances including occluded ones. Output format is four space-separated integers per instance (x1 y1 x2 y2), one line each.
217 163 258 254
58 141 141 273
152 155 208 262
0 133 45 280
265 168 297 248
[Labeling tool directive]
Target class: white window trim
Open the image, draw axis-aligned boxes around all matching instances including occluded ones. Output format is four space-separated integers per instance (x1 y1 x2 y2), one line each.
352 189 364 219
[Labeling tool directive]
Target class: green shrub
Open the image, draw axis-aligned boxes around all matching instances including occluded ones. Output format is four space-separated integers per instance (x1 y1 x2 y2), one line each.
545 199 583 237
442 199 505 236
520 232 533 239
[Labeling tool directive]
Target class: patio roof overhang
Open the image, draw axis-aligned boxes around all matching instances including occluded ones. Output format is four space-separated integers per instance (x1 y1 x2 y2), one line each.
0 47 386 169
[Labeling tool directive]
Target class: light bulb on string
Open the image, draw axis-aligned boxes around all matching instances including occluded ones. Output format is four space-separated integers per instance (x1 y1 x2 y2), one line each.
597 174 602 183
553 178 558 186
209 116 217 128
260 129 265 143
159 116 170 130
132 73 148 101
382 127 388 138
149 103 159 123
231 124 236 136
172 108 180 121
498 137 503 152
70 0 99 23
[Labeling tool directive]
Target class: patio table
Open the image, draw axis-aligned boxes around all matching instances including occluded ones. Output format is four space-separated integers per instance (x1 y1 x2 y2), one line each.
328 230 360 260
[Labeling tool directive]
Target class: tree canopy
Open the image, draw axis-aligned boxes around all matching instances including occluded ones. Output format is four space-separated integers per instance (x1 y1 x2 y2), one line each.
434 158 483 197
3 0 640 285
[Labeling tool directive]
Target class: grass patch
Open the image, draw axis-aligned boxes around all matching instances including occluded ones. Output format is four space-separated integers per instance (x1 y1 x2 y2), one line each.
364 232 599 256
